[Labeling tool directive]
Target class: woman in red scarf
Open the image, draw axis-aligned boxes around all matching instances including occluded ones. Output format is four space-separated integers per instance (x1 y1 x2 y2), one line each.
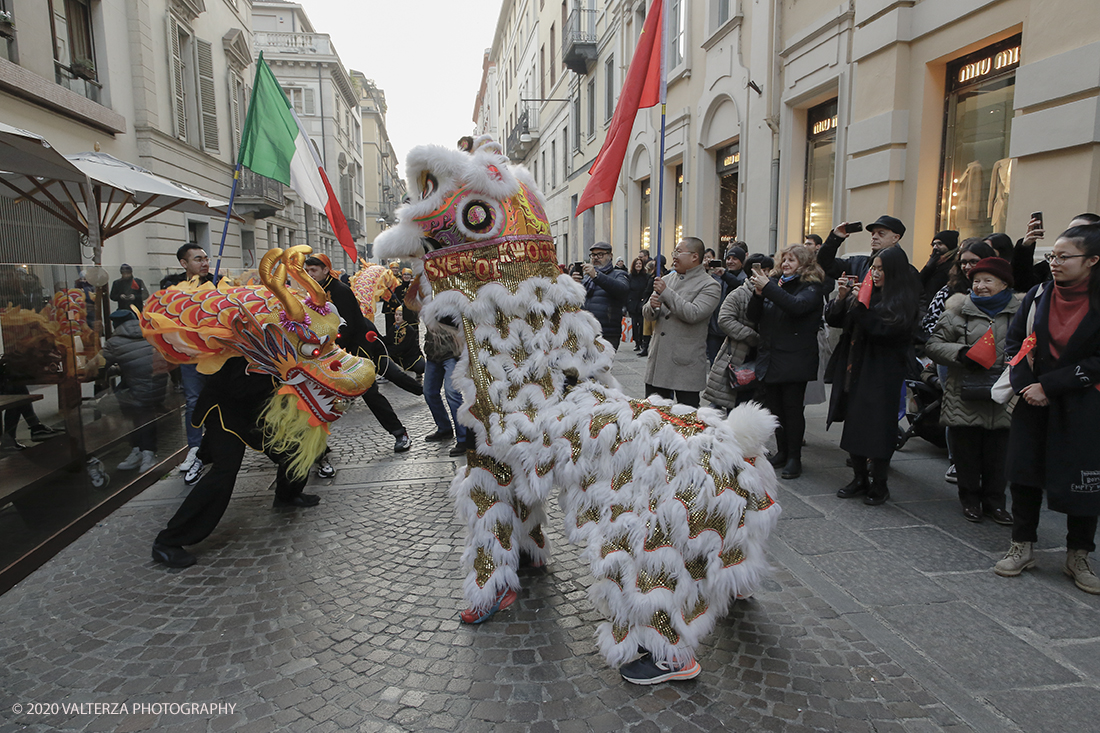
995 224 1100 594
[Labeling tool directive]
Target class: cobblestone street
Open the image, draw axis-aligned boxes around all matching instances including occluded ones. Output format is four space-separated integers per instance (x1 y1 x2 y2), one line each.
2 349 1099 732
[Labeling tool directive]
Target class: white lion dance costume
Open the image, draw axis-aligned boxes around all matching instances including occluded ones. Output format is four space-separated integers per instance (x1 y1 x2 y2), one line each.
376 136 780 680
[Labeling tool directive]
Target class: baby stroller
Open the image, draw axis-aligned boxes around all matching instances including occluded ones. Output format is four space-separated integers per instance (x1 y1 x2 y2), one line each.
897 357 946 451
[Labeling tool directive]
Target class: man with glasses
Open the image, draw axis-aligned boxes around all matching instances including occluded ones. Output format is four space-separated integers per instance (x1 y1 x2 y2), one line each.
641 237 721 407
573 241 629 350
817 215 907 281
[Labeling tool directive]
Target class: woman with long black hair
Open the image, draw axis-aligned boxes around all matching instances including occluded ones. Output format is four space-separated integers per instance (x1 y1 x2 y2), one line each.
746 245 826 479
995 224 1100 594
826 246 921 505
626 257 650 353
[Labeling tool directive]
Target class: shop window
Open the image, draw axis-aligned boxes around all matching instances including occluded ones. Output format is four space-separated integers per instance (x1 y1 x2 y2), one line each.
639 177 650 252
804 99 838 241
717 144 739 252
938 35 1020 238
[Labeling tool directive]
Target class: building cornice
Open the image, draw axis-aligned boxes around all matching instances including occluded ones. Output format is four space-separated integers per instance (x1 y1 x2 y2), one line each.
0 58 126 135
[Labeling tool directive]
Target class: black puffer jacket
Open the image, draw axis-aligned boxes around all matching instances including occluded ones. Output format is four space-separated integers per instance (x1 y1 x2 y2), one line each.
746 276 824 383
102 320 167 408
582 262 630 339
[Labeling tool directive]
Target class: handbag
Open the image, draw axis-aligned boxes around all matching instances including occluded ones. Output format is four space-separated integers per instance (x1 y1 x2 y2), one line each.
727 359 758 391
960 372 999 401
992 283 1046 405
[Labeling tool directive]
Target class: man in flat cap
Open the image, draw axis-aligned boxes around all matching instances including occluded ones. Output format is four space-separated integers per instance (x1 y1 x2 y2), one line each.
817 215 907 281
573 241 629 350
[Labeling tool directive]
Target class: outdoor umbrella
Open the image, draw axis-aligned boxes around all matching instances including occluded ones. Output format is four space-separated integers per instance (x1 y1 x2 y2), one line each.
0 150 234 264
0 122 87 183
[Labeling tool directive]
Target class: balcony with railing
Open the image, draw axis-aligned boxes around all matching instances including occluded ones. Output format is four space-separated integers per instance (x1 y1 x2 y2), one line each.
252 31 334 56
563 8 598 75
235 169 285 220
506 103 541 162
54 61 102 105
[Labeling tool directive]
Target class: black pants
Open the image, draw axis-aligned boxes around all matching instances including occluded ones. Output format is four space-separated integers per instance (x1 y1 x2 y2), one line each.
952 426 1008 511
155 420 307 547
1010 483 1098 552
362 382 405 436
645 384 700 408
762 382 808 459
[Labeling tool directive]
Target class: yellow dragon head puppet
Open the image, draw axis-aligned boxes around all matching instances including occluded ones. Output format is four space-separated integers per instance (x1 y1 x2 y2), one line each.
140 245 375 478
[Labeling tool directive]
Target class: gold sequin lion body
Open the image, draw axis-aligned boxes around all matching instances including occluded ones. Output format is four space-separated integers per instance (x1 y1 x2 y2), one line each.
375 136 780 668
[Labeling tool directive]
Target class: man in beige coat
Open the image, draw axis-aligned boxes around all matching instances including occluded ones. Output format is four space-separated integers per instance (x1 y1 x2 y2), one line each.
642 237 722 407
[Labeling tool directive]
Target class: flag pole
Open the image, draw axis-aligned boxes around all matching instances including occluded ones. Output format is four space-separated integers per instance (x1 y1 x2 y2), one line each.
213 162 241 280
654 0 669 277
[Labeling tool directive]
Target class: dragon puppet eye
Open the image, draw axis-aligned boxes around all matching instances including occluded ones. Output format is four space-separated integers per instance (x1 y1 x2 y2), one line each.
299 342 323 358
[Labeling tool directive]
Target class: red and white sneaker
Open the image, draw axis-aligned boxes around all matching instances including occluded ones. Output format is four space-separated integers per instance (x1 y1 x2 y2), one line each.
459 587 517 624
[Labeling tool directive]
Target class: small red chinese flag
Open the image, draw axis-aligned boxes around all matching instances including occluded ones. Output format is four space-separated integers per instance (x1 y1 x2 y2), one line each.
965 326 997 369
1008 333 1037 366
856 269 874 307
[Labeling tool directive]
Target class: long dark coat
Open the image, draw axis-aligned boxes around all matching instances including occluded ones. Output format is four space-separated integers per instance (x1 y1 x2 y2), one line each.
1006 283 1100 514
746 276 824 384
825 292 912 459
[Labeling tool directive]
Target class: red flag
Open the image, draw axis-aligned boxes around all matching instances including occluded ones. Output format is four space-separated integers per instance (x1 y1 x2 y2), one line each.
1008 333 1037 366
576 0 663 216
856 269 874 307
965 326 997 369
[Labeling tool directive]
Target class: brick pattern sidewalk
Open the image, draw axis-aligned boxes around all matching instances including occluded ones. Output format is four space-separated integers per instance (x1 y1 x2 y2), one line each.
0 347 1095 731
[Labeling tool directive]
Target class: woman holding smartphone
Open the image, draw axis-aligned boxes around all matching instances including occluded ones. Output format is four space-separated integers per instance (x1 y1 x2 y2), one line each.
826 246 920 505
747 245 826 479
995 224 1100 594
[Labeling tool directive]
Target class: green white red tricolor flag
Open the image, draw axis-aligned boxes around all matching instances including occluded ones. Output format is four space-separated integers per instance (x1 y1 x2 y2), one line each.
238 53 356 261
575 0 663 216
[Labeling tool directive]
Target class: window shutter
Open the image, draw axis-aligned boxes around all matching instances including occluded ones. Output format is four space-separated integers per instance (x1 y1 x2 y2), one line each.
168 16 186 141
229 74 242 160
304 88 315 116
196 39 219 152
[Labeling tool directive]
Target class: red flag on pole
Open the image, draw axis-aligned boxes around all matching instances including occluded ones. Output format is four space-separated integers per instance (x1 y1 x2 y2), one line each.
856 269 874 307
575 0 664 216
965 326 998 369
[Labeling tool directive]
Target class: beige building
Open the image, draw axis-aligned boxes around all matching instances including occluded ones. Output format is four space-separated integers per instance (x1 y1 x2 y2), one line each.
352 71 406 256
252 0 365 272
482 0 1100 267
0 0 270 275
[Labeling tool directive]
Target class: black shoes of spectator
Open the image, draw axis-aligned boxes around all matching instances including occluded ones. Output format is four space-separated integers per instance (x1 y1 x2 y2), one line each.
152 543 196 568
449 441 468 457
273 493 321 508
425 429 454 442
780 458 802 480
985 507 1013 525
30 425 62 441
394 432 412 453
837 477 869 499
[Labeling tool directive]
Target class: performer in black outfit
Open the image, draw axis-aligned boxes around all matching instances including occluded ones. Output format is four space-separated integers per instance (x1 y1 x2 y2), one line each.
304 256 420 452
151 357 320 568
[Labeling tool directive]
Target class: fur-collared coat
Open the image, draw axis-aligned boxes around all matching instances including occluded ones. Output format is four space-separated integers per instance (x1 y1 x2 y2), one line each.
703 281 760 409
926 292 1020 430
642 265 722 392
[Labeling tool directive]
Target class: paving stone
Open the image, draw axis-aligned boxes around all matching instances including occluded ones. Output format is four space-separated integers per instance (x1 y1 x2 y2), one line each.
0 352 1087 732
812 551 957 606
877 601 1080 691
865 526 995 572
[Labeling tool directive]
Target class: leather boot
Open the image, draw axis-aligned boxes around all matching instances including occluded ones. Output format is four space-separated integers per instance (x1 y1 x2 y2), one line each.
837 455 869 498
864 458 890 505
781 457 802 480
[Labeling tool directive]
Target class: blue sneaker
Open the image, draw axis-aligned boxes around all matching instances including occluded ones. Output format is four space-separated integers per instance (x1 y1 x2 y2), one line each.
619 653 701 685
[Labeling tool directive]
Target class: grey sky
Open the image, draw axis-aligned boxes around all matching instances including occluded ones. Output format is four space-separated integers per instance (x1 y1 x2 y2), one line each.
299 0 503 178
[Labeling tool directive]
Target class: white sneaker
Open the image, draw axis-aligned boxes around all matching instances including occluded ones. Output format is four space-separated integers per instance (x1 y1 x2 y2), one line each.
178 446 200 472
117 447 142 470
139 450 157 473
184 458 204 486
86 457 110 489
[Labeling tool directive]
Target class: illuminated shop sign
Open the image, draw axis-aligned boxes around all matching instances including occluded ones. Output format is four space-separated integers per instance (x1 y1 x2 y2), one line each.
812 116 838 136
948 35 1021 92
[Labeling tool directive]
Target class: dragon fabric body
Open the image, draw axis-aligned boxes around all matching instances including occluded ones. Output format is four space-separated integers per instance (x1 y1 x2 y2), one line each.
375 136 781 670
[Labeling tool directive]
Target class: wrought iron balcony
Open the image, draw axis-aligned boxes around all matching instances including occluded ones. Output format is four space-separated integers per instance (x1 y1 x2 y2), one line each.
235 169 285 220
506 105 541 162
563 8 598 75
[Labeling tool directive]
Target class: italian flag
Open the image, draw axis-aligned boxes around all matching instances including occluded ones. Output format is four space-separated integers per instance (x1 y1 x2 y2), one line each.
238 52 356 261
